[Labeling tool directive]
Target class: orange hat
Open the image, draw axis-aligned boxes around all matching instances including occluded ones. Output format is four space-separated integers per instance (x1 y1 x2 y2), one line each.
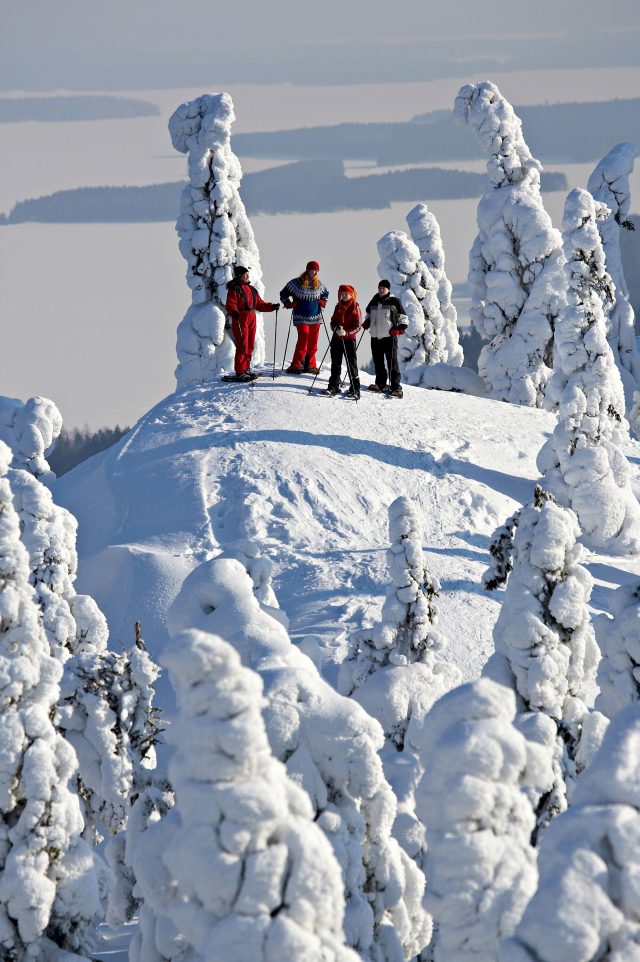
338 284 357 301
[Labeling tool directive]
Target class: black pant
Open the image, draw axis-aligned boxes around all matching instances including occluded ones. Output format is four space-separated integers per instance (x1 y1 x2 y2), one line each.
371 336 401 390
329 336 359 390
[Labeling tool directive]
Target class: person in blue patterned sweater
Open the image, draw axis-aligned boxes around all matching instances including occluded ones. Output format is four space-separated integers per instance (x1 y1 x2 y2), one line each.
280 260 330 374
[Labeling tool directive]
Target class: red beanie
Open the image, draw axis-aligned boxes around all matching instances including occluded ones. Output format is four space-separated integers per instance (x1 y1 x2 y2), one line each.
306 260 320 272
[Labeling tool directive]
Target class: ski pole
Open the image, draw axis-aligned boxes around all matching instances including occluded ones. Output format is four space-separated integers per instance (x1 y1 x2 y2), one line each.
272 306 279 380
307 339 332 393
281 319 292 373
340 329 364 387
319 307 332 345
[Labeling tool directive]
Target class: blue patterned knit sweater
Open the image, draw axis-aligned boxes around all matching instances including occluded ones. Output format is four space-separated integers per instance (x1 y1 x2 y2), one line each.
280 277 330 325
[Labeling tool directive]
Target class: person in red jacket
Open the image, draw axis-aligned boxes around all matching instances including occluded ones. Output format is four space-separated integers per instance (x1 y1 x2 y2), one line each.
225 265 279 381
324 284 362 399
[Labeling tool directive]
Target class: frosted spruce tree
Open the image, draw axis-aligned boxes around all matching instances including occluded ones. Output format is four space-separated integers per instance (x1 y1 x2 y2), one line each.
2 411 162 844
0 441 107 961
376 229 481 396
594 580 640 720
406 203 464 370
486 487 602 833
133 628 360 962
0 394 62 483
587 142 640 410
338 497 461 869
501 702 640 962
454 81 565 405
414 678 538 962
166 555 431 962
339 496 460 748
169 92 266 386
537 188 640 555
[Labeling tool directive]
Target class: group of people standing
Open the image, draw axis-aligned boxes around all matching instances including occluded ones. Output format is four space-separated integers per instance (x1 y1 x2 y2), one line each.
225 260 408 398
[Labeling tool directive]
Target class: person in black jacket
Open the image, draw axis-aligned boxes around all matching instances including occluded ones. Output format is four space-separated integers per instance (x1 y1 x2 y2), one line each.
363 280 408 397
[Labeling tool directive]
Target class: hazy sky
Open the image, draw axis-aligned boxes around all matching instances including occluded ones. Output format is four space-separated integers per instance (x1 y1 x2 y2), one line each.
2 0 640 90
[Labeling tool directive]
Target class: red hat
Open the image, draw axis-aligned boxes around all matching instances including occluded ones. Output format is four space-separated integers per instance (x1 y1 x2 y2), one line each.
306 260 320 272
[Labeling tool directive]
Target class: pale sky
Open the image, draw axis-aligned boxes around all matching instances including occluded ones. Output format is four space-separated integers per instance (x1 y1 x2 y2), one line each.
2 0 639 90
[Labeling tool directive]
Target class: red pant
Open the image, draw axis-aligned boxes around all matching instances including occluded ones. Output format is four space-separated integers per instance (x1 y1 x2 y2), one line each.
232 315 256 374
291 323 321 369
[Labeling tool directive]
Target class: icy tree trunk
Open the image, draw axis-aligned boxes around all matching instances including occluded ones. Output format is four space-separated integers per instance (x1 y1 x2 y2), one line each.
487 487 601 834
0 441 107 961
454 82 565 406
414 678 538 962
132 628 360 962
406 203 463 368
537 187 640 556
594 580 640 719
169 92 266 388
587 142 640 410
501 703 640 962
166 555 431 962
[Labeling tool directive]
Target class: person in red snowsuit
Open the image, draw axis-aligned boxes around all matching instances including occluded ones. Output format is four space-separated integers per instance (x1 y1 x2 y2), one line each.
225 265 279 380
325 284 362 399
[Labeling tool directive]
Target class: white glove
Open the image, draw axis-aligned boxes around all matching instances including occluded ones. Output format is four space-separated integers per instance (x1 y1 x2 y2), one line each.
336 326 346 337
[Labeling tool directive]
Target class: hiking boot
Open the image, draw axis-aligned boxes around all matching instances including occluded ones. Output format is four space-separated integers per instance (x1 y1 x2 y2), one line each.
368 383 383 392
390 386 403 398
323 384 339 396
307 365 320 374
236 372 252 382
345 384 361 400
286 365 303 374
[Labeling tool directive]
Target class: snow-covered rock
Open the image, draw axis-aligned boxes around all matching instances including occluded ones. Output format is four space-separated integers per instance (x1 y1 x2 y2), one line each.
537 187 640 556
454 81 564 406
169 92 266 387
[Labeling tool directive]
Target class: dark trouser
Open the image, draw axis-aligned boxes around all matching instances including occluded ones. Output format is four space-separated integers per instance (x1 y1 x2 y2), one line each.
329 336 359 390
371 335 401 390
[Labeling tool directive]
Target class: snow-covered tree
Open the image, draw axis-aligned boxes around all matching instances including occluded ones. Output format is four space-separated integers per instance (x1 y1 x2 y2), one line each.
338 497 460 873
3 412 162 843
406 203 463 368
377 229 454 377
0 441 107 961
587 142 640 409
58 622 162 842
167 555 431 962
486 486 601 831
482 506 521 591
501 702 640 962
413 678 538 962
454 81 565 406
537 187 640 556
169 92 266 387
0 394 62 483
134 628 360 962
339 496 460 747
594 580 640 720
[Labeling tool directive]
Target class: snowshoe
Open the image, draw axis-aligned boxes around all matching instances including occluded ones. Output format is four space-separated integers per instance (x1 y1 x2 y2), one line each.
344 386 361 400
386 386 403 398
322 385 340 396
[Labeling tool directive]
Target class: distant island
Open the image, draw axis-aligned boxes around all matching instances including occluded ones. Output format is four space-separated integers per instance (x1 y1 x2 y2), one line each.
0 159 567 224
0 95 160 123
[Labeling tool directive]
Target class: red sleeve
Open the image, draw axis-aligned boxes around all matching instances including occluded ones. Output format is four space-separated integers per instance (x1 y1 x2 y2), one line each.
255 292 276 312
345 306 362 334
226 288 239 316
